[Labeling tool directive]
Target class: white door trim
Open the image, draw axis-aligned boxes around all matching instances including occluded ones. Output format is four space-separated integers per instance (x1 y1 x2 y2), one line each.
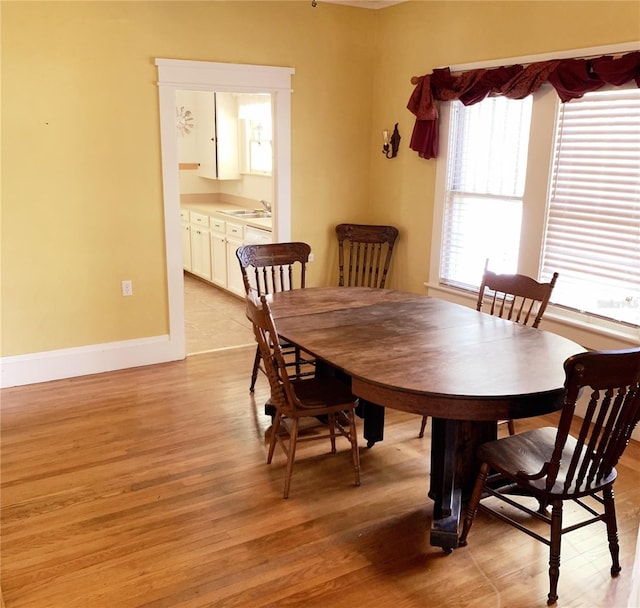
155 59 295 361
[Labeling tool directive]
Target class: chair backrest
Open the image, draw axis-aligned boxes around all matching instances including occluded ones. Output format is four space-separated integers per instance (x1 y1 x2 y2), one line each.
476 262 558 328
530 348 640 494
244 292 299 415
236 242 311 296
335 223 399 289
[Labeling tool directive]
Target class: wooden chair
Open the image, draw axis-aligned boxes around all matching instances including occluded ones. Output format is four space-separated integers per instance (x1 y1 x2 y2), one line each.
335 223 399 447
459 347 640 605
245 292 361 498
236 242 313 392
335 223 399 289
418 263 559 438
476 264 558 329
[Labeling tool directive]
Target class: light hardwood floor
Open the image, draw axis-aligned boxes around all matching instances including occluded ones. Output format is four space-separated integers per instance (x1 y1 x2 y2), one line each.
184 272 254 354
2 347 640 607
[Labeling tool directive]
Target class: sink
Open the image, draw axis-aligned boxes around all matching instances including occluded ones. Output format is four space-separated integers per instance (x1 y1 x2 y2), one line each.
220 209 271 219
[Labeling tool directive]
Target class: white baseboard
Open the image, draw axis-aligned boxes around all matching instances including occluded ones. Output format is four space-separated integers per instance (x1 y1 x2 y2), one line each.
0 335 183 388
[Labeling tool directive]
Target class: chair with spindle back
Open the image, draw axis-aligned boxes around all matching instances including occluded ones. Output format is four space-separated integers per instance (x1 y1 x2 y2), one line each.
335 224 399 447
459 347 640 605
236 242 314 392
335 223 399 289
476 263 558 329
418 262 559 438
245 291 361 498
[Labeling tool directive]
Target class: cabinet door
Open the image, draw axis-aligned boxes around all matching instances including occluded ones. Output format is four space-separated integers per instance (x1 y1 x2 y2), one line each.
226 237 245 297
190 227 212 281
181 223 192 271
215 92 240 180
195 91 217 179
211 232 227 288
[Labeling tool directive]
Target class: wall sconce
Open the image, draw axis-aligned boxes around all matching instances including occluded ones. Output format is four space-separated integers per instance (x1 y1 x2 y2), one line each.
382 123 401 159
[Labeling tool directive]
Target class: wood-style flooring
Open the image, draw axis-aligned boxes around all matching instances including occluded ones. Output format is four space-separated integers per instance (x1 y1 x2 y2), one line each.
2 340 640 607
184 272 254 355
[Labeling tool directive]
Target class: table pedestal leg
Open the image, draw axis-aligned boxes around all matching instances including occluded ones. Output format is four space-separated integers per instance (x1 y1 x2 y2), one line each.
356 400 385 447
428 418 497 551
316 361 386 447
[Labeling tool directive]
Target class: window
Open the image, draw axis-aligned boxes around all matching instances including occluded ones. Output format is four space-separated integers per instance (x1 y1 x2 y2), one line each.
237 94 273 175
441 96 532 288
433 84 640 334
541 87 640 327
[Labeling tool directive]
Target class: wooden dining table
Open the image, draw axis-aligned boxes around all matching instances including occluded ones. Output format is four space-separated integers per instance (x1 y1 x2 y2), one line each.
267 286 584 551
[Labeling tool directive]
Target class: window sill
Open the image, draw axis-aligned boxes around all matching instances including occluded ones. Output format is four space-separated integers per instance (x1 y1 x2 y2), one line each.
240 171 272 178
424 281 640 350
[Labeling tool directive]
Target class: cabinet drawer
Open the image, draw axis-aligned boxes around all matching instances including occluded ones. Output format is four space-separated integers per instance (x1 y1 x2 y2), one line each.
210 217 226 233
180 208 190 223
190 211 209 227
225 222 243 239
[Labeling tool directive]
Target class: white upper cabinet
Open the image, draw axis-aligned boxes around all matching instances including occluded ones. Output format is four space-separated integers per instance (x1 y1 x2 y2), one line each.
195 91 240 180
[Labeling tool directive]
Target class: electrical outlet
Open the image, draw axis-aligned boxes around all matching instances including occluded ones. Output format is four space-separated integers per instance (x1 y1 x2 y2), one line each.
121 280 133 296
308 252 314 262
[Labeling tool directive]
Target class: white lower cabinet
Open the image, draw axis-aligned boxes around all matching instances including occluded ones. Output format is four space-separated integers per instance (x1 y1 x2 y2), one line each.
181 206 271 296
210 231 227 288
225 221 245 297
189 212 212 281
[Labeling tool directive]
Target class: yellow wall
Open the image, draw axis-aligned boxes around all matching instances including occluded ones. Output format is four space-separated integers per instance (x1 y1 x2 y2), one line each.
1 1 638 357
369 0 640 291
1 1 376 355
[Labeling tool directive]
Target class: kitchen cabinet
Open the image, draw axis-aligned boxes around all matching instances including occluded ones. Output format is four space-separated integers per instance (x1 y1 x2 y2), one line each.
225 221 245 297
195 92 240 180
189 211 212 281
210 218 227 288
181 209 192 272
181 205 272 297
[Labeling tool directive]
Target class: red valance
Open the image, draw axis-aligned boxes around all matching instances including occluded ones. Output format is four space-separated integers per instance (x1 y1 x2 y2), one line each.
407 51 640 160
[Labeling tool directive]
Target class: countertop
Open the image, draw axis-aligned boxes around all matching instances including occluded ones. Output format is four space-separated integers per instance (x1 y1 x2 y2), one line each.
180 193 272 231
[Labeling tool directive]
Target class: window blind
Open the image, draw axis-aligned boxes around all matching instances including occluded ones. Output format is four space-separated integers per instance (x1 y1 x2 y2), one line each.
440 97 532 289
541 87 640 327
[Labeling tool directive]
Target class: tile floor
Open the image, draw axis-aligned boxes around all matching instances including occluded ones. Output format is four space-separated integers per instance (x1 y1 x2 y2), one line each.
184 272 255 354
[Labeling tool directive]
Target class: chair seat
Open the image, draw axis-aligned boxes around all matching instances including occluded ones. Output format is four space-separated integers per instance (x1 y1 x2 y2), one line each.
290 376 358 411
478 426 618 499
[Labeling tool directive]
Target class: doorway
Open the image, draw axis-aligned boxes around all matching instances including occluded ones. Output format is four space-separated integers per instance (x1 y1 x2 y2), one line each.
155 59 294 361
176 89 274 354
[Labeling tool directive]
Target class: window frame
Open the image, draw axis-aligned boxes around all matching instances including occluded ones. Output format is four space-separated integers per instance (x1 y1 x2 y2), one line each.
427 43 640 348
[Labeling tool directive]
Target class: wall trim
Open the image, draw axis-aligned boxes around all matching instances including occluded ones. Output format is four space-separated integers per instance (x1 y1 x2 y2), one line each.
0 335 178 389
439 41 640 72
155 58 294 373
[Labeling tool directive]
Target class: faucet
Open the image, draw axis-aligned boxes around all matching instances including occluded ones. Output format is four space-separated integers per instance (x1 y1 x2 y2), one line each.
259 199 271 213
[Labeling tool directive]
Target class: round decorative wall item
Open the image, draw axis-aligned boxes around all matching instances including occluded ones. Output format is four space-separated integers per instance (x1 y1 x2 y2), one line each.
176 105 194 136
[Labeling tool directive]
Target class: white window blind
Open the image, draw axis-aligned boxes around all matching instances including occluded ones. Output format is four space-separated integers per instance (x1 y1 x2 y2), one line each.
238 93 273 174
440 96 532 289
541 87 640 327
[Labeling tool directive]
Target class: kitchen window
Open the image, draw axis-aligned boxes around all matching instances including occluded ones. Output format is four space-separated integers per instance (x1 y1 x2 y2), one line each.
431 83 640 338
238 94 273 175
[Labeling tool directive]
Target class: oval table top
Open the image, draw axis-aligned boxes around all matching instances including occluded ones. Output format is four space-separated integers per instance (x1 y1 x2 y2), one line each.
269 287 585 421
